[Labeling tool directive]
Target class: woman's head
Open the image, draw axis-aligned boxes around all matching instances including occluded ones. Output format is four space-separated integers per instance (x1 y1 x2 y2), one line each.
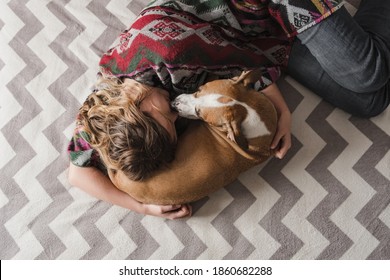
79 76 177 181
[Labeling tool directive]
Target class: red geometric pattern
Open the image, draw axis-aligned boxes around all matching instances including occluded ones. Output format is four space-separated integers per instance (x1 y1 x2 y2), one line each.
150 20 185 39
202 29 223 45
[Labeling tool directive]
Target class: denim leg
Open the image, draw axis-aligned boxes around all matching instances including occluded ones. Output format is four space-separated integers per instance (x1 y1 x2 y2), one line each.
354 0 390 48
287 39 390 117
295 6 390 93
286 3 390 116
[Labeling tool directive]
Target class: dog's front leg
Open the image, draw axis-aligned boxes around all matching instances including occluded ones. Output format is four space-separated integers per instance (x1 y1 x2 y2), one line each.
223 120 248 149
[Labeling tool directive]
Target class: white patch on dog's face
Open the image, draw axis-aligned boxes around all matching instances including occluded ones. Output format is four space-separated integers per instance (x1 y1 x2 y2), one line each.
171 94 203 119
172 93 234 119
172 93 270 138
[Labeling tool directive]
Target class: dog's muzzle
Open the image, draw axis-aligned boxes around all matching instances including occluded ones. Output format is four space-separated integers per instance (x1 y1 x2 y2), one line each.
171 94 199 119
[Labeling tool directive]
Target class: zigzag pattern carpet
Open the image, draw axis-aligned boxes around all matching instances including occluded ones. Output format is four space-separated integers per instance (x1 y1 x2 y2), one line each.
1 0 389 260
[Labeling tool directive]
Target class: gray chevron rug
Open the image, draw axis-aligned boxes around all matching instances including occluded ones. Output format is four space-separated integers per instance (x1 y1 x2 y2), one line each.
1 0 389 260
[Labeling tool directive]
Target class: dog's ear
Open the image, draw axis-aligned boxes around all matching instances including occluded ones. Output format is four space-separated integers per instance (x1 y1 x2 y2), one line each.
224 120 248 150
232 69 263 88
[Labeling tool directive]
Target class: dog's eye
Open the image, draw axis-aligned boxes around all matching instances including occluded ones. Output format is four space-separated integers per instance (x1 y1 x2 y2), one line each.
195 107 200 116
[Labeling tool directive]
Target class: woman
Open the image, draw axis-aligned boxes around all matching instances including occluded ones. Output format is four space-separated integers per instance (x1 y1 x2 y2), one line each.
68 0 389 219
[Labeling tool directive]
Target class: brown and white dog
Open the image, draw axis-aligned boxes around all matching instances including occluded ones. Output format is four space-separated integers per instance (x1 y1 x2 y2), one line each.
109 70 277 205
172 70 276 151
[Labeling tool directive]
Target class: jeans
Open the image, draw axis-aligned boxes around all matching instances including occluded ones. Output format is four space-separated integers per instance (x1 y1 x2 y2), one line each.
287 0 390 117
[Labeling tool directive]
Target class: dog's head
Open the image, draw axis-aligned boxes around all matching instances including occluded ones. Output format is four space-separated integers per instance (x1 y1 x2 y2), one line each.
171 70 272 148
172 70 259 117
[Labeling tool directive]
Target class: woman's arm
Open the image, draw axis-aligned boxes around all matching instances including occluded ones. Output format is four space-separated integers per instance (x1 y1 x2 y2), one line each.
68 163 192 219
261 83 292 159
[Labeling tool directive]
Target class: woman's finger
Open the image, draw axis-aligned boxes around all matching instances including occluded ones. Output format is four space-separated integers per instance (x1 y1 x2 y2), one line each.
163 204 192 220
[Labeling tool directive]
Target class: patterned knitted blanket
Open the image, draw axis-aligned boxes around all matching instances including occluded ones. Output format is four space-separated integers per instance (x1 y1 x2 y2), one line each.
99 0 342 96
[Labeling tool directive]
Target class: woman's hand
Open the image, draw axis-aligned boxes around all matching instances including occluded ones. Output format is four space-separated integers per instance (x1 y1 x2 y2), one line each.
271 109 291 159
261 83 292 159
141 203 192 220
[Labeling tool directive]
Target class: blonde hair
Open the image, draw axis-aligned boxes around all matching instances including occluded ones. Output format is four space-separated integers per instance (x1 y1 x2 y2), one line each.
79 76 175 181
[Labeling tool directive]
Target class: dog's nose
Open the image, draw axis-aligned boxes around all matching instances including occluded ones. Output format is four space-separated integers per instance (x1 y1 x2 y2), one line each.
170 101 179 112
